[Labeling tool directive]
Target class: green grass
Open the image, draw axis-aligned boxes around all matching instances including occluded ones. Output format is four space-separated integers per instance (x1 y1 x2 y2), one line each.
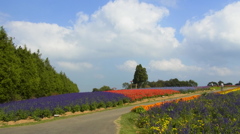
117 112 147 134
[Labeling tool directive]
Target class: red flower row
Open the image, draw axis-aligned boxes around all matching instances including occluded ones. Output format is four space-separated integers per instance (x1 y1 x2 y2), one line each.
106 89 180 101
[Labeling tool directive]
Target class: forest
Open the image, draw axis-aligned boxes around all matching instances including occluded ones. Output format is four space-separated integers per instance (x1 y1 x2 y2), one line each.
0 27 79 103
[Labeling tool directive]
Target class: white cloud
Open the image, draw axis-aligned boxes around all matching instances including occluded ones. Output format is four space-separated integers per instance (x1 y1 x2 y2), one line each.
117 60 138 72
149 59 202 71
57 61 93 71
5 21 84 60
208 66 232 76
4 0 179 61
180 1 240 63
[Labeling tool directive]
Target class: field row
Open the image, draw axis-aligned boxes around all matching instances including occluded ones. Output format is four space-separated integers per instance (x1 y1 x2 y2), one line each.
132 87 240 133
0 88 179 122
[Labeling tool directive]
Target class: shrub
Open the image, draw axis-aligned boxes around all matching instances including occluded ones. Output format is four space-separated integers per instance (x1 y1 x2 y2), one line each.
42 109 52 118
53 107 65 115
90 102 97 111
106 101 113 107
97 101 106 108
71 105 80 113
16 110 29 120
80 104 90 112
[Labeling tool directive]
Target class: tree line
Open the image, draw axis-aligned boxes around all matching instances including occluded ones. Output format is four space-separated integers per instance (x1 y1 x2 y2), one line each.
0 27 79 103
122 78 198 89
121 64 198 89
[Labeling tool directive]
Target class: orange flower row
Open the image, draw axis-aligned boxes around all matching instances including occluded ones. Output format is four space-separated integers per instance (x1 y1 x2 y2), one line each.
131 95 200 111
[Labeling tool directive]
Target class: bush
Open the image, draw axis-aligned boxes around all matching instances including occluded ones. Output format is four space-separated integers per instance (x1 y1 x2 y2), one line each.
16 110 29 120
106 101 113 107
71 105 80 113
123 98 130 103
80 104 90 112
53 107 65 115
64 106 72 112
42 109 52 118
3 111 16 122
97 101 106 108
0 110 5 121
118 100 123 106
90 102 97 111
133 106 146 114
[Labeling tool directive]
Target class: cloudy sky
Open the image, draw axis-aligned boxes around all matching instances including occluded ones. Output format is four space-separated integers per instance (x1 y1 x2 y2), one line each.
1 0 240 92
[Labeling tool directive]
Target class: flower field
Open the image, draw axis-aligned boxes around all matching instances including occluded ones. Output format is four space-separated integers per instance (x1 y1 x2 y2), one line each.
0 88 179 122
106 89 180 101
134 88 240 133
131 95 200 112
217 87 240 94
0 92 129 121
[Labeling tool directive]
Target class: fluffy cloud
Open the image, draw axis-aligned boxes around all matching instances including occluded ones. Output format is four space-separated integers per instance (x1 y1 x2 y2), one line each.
4 0 179 61
180 1 240 63
208 66 232 76
149 59 202 71
57 61 93 71
117 60 138 72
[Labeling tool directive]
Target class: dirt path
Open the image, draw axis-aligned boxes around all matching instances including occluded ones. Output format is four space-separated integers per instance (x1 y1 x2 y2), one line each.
0 88 232 134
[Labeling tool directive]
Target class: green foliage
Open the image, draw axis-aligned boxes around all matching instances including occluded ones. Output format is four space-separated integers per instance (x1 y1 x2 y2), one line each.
97 101 106 108
106 101 113 107
71 105 81 113
80 104 90 112
133 64 148 88
16 110 29 120
133 106 146 114
90 102 97 111
92 85 113 92
122 82 130 89
53 107 65 115
0 27 79 103
3 112 16 122
148 78 198 87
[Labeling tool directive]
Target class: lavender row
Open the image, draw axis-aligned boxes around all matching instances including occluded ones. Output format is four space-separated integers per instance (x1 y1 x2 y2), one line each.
0 92 129 112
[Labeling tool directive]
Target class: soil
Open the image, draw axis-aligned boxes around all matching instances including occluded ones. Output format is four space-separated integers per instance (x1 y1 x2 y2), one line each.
0 89 214 127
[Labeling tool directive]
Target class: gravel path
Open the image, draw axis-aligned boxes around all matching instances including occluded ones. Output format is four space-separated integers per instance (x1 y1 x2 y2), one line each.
0 88 232 134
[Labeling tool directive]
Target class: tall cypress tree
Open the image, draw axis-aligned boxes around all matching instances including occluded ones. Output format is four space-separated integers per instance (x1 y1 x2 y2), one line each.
132 64 148 88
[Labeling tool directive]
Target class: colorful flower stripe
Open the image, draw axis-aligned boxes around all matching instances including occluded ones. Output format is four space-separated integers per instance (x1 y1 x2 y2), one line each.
217 87 240 94
131 95 200 111
106 89 179 101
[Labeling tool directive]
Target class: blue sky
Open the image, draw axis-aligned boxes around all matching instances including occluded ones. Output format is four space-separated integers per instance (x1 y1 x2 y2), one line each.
1 0 240 92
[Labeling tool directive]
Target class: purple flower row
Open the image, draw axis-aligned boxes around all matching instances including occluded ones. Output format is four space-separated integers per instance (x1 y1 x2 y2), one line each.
0 92 129 113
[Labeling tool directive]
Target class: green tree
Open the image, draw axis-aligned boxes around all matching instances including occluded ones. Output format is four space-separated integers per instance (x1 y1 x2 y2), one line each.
122 82 130 89
99 85 112 91
0 27 21 102
92 88 99 92
132 64 148 88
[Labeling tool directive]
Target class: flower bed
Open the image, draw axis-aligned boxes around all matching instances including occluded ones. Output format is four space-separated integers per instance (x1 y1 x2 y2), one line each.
135 90 240 133
217 87 240 94
0 92 129 121
131 95 200 112
106 89 180 101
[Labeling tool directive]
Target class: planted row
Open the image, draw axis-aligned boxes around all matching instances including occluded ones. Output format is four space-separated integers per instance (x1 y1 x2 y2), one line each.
132 95 200 112
136 90 240 133
106 89 180 101
0 92 130 121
